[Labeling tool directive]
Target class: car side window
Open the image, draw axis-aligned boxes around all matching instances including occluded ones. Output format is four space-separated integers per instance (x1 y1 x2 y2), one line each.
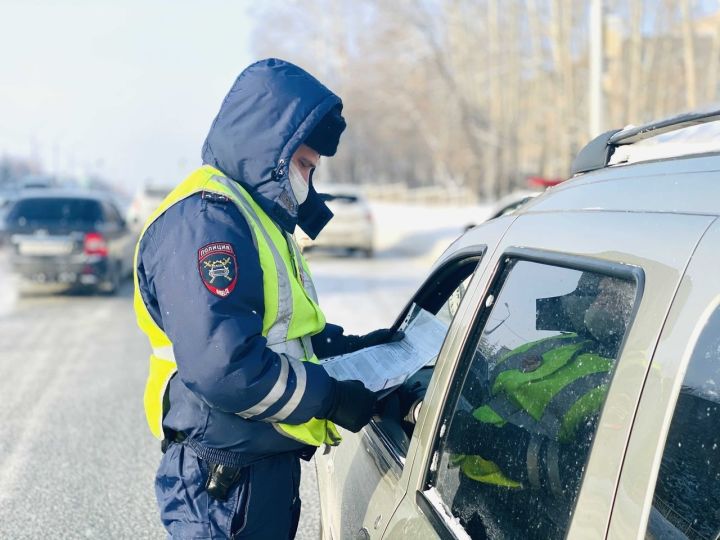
374 253 483 460
646 307 720 540
436 276 472 327
425 259 638 539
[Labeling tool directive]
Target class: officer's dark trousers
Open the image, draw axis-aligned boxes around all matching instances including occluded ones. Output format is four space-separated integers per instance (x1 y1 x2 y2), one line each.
155 443 302 539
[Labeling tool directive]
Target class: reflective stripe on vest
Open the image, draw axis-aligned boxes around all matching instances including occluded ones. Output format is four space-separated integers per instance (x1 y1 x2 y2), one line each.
474 334 612 442
134 166 339 447
462 334 613 487
451 454 522 489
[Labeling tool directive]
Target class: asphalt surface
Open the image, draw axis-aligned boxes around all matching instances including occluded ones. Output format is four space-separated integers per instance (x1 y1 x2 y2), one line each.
0 249 428 539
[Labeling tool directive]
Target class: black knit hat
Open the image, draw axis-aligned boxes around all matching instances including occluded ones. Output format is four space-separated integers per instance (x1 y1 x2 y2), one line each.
304 106 346 156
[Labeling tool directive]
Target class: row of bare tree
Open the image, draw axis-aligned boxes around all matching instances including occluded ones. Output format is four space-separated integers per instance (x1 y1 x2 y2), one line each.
251 0 720 200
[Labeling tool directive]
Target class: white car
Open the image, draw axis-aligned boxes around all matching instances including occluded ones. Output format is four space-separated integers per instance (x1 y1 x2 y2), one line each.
126 185 173 230
463 190 541 233
299 185 374 257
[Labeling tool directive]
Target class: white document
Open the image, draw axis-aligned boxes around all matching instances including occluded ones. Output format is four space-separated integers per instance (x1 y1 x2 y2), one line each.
321 306 448 394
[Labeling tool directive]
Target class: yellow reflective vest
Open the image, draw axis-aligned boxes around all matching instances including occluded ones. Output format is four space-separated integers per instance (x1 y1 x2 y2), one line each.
457 334 611 488
133 165 340 447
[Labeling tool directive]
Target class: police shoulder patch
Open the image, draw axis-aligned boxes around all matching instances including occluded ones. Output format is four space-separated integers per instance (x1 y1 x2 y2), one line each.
201 191 230 204
198 242 238 297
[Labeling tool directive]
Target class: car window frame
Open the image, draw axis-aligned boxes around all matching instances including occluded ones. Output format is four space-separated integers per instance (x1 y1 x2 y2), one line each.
365 246 487 476
417 247 645 539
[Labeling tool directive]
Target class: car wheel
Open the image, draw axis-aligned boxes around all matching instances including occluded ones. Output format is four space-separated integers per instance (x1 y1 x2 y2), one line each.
100 262 121 295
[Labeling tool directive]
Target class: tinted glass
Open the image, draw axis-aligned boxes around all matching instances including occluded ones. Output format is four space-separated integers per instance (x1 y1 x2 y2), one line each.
7 198 103 225
647 308 720 540
431 260 637 539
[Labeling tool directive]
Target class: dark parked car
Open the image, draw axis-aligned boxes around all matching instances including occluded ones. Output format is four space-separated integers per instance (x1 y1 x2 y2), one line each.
1 190 135 294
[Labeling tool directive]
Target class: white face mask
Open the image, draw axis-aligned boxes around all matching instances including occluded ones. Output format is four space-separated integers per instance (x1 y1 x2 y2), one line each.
288 161 309 205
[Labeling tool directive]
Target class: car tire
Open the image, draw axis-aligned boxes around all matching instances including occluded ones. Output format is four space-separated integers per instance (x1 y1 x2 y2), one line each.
100 262 121 296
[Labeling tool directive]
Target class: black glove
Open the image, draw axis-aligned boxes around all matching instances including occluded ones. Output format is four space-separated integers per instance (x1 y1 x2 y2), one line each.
325 379 377 433
345 328 405 353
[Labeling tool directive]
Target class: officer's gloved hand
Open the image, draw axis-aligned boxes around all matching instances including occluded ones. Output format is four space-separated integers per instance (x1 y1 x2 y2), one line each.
326 379 377 433
346 328 405 353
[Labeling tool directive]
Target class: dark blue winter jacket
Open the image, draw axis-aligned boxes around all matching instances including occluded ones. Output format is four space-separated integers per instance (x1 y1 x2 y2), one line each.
136 59 353 463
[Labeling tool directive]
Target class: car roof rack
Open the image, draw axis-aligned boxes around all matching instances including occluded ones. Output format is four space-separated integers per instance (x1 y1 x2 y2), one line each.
571 108 720 175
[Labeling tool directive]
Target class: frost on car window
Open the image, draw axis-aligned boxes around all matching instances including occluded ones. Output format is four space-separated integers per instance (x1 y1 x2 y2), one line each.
432 260 637 539
647 307 720 540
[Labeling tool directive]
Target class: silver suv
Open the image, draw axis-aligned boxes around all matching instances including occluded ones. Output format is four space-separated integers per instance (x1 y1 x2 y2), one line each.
316 110 720 539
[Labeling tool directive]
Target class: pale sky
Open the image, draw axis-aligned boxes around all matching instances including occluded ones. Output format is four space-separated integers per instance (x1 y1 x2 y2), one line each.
0 0 256 193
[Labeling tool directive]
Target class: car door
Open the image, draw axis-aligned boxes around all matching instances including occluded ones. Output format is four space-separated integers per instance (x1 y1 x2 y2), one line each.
316 248 485 540
384 210 714 539
315 219 518 540
608 217 720 540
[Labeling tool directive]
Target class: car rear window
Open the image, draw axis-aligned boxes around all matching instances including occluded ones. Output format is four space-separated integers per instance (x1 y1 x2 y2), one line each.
7 198 103 225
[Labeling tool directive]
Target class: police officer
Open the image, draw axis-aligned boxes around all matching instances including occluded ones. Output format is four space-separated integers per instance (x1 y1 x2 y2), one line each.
134 59 400 539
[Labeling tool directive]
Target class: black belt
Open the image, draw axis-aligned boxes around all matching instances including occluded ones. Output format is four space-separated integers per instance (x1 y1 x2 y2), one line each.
161 430 314 469
161 431 256 469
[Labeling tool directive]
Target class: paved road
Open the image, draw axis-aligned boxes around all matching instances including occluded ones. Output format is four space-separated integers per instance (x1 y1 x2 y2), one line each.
0 249 428 539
